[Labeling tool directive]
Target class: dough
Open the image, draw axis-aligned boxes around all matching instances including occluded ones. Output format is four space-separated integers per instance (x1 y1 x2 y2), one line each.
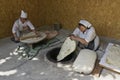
20 32 37 40
20 32 47 44
57 37 76 61
45 30 58 39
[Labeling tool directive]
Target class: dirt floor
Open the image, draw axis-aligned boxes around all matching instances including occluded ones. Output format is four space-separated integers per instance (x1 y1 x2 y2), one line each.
0 29 120 80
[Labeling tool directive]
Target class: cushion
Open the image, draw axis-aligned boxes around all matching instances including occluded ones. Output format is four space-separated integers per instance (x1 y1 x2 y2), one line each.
57 37 76 61
72 49 97 74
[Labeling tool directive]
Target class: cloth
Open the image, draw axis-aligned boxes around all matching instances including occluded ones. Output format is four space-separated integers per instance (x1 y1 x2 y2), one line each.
79 20 92 28
20 10 27 18
12 19 35 37
73 27 99 50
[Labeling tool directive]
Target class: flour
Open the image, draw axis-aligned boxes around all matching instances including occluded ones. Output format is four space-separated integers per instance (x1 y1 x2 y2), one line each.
106 44 120 68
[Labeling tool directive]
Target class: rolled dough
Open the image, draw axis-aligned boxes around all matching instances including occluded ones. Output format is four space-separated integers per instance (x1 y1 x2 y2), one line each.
57 37 76 61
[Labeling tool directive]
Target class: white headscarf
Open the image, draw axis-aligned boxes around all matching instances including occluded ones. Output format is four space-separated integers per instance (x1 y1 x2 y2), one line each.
79 20 92 28
20 10 27 18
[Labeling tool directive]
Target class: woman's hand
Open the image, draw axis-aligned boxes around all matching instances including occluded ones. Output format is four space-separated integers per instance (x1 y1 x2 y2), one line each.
23 26 30 31
70 35 78 40
70 34 88 45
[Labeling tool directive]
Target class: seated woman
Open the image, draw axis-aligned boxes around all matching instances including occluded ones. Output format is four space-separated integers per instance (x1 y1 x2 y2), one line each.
12 10 38 43
70 19 99 51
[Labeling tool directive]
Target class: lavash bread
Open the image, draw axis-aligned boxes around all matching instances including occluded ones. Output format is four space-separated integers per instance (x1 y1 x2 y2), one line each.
20 32 47 44
20 32 37 40
57 37 76 61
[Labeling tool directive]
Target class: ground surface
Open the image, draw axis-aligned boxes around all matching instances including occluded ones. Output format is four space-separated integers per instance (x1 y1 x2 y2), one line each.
0 29 120 80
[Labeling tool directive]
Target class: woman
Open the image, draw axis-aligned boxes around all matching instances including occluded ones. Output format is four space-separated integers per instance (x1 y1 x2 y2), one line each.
12 10 37 43
70 19 99 50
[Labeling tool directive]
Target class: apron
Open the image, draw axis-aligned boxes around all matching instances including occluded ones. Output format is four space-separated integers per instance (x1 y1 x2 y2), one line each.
17 20 31 37
85 37 95 50
78 36 96 50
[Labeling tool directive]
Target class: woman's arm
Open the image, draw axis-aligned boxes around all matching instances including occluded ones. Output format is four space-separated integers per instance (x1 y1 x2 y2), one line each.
70 35 88 45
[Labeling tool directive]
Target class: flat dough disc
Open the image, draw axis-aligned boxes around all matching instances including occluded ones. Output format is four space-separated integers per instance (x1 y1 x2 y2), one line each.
20 32 47 44
57 37 76 61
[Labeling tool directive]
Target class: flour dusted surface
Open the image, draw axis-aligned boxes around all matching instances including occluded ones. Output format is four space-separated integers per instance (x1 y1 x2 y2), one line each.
106 44 120 68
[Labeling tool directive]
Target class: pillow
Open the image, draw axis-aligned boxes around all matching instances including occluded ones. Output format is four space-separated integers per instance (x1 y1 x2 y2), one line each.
57 37 76 61
72 49 97 74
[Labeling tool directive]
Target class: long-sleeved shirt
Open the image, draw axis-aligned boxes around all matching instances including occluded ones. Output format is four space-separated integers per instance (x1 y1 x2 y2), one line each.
12 18 35 33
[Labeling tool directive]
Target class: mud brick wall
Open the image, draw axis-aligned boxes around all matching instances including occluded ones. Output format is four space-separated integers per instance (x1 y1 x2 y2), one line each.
0 0 44 38
43 0 120 40
0 0 120 39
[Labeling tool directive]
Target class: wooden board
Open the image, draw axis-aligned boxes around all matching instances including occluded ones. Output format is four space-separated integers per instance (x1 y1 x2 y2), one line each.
92 60 103 77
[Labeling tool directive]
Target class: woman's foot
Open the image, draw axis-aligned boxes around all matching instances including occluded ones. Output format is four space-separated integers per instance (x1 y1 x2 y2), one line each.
11 37 20 43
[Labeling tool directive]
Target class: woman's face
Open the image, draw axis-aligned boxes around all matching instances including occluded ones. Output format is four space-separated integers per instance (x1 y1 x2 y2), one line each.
78 25 87 32
20 17 27 23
